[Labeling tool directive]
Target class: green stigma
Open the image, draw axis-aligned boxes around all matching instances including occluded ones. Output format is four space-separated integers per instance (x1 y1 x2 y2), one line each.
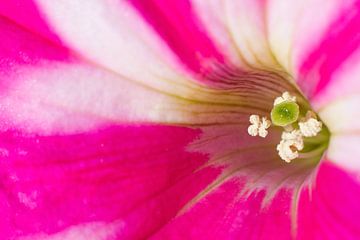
271 101 300 127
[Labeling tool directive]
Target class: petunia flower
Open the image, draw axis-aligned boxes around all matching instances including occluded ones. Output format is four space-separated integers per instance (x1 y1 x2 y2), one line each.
0 0 359 239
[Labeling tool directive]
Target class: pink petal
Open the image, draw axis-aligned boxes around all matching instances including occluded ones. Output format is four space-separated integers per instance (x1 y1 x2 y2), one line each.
2 2 351 240
0 125 220 239
129 0 224 73
268 0 360 97
140 124 318 239
0 0 194 85
30 0 221 85
312 45 360 174
2 59 266 135
298 0 360 97
0 0 64 45
298 162 360 239
150 180 293 239
183 0 245 66
191 0 280 68
267 1 360 176
19 222 122 240
0 16 69 67
0 17 136 134
1 15 254 135
311 49 360 110
0 14 281 239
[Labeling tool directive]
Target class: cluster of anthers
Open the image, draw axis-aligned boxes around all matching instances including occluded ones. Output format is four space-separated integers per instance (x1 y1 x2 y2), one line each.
247 92 323 163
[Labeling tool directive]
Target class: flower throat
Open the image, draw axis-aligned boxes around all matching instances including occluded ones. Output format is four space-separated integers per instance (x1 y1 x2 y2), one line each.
248 91 330 164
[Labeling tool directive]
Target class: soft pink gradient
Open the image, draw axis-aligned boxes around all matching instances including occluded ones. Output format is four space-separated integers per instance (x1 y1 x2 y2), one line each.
130 0 225 74
0 0 359 239
299 0 360 98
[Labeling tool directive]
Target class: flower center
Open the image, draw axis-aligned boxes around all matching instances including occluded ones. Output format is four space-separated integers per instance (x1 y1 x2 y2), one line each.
184 67 331 224
248 91 330 164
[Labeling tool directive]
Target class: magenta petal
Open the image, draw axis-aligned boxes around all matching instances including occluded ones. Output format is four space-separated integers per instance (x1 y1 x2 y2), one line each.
129 0 224 74
150 181 293 240
0 16 69 69
0 125 221 239
298 162 360 240
0 0 64 45
299 0 360 98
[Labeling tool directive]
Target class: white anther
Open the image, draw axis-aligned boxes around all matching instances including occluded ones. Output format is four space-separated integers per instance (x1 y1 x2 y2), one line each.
273 91 296 106
299 119 322 137
249 114 260 125
281 130 304 150
276 130 304 163
259 117 272 138
248 115 260 136
277 140 299 163
247 114 271 138
299 111 322 137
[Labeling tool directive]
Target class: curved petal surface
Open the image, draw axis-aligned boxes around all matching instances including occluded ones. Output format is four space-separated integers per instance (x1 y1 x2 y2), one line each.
0 126 219 239
298 162 360 239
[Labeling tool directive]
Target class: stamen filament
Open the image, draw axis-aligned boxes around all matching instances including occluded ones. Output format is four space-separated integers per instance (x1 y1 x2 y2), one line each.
298 144 328 159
